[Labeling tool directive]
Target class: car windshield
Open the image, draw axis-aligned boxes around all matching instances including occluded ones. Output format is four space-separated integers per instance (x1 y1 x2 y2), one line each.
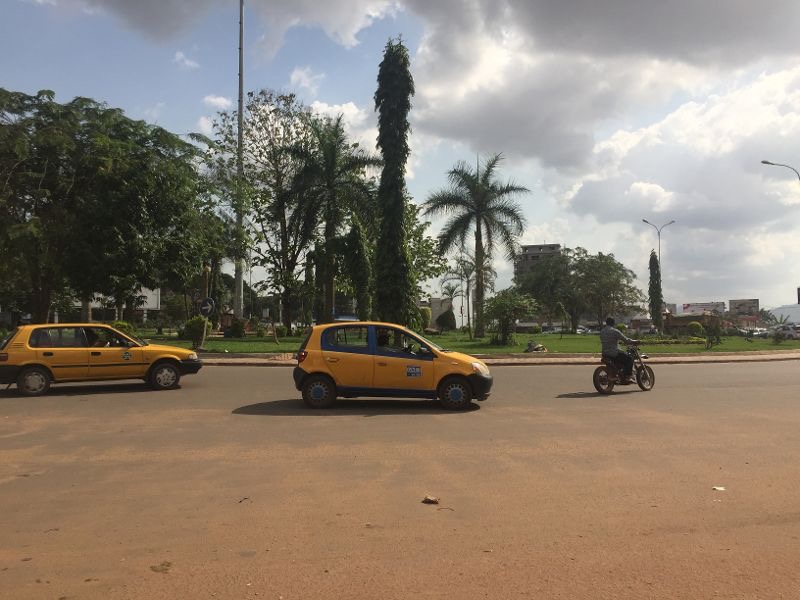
0 328 17 350
412 331 447 352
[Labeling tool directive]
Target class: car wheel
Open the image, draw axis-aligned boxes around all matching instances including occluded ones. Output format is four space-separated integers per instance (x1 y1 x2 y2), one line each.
302 374 336 409
438 376 473 410
149 361 181 390
17 366 52 397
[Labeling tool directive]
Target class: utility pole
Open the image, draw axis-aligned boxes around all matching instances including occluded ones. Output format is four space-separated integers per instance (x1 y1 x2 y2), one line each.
233 0 245 319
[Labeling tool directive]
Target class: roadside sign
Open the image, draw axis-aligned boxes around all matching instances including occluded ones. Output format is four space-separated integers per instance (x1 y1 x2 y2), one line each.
199 297 215 317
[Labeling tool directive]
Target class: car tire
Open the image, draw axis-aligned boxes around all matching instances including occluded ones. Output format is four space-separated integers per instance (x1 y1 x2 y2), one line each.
438 376 473 410
17 366 52 397
148 361 181 390
301 374 336 409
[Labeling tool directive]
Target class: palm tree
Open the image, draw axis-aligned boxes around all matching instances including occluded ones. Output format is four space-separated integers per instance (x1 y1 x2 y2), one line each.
442 251 497 338
424 154 528 336
293 114 381 322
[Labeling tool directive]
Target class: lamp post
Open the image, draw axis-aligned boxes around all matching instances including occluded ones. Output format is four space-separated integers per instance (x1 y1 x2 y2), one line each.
642 218 675 271
761 159 800 181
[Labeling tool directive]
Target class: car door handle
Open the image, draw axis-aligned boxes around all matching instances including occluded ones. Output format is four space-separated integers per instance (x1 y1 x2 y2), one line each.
376 361 387 366
326 357 339 363
43 352 54 356
91 351 101 356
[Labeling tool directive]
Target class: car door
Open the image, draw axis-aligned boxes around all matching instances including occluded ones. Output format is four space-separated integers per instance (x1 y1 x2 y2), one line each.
319 325 374 390
29 326 89 381
84 326 146 380
373 326 435 393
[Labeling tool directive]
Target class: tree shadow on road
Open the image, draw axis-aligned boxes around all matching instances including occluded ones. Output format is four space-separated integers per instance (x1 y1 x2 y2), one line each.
232 398 481 416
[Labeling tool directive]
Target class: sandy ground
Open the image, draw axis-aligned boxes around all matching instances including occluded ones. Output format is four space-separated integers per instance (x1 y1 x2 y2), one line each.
1 363 799 599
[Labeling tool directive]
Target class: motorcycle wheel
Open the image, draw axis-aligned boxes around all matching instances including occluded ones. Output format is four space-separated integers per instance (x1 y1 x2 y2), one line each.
593 366 615 394
636 365 655 391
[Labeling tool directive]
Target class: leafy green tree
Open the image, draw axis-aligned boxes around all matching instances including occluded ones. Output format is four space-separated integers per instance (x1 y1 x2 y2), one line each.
202 90 316 332
648 249 664 332
436 308 457 332
374 37 415 325
441 251 497 338
1 89 208 323
424 153 528 337
484 287 538 345
293 114 380 322
517 249 583 332
575 251 644 326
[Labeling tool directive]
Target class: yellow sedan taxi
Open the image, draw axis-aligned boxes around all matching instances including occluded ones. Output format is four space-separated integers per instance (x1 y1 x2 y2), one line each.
0 323 202 396
293 321 492 410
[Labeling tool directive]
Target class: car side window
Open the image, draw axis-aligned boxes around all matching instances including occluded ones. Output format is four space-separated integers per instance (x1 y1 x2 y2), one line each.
324 326 369 351
29 327 87 348
84 327 129 348
376 327 428 357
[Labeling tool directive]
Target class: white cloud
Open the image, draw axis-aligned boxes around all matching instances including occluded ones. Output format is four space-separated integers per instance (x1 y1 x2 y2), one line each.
203 95 232 110
173 51 198 70
310 100 376 152
142 102 165 122
196 116 213 135
290 66 325 96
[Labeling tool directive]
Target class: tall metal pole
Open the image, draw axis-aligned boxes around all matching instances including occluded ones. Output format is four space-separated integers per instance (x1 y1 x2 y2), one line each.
642 218 675 278
233 0 245 319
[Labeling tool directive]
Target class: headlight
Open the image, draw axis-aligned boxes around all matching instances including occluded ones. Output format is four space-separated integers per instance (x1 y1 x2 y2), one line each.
188 352 198 360
471 361 489 376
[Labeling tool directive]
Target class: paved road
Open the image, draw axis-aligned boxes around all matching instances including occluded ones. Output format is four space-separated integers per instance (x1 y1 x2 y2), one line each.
1 363 799 599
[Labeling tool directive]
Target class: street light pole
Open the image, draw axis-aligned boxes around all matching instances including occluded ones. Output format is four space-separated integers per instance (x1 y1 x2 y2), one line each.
642 218 676 269
761 159 800 181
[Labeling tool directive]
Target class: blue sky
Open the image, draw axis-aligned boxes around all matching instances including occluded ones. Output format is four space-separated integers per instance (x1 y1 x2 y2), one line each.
4 0 800 312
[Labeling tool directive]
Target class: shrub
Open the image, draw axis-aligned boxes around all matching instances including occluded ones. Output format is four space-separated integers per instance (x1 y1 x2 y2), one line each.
418 306 432 330
182 316 209 348
724 327 741 336
111 320 135 336
616 323 627 332
228 318 246 338
275 324 288 338
436 309 457 332
687 321 704 337
531 324 542 334
772 330 785 344
256 326 267 337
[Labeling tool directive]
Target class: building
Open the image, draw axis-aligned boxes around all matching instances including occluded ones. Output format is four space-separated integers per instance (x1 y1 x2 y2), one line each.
513 244 562 280
729 299 759 316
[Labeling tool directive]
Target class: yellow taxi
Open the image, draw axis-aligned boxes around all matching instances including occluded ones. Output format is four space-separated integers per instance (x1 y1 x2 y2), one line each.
293 321 492 410
0 323 202 396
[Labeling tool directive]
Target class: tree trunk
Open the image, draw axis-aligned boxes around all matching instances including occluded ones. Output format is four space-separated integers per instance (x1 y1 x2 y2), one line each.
281 288 293 334
81 297 93 322
322 221 336 323
474 223 485 337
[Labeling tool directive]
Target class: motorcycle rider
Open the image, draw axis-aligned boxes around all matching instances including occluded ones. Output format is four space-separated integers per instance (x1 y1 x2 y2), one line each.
600 317 639 382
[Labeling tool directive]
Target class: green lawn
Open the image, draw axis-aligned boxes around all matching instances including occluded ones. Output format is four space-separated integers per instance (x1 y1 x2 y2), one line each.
139 330 800 356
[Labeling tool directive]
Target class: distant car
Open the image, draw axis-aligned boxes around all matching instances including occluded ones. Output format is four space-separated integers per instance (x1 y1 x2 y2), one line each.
293 321 492 410
774 324 800 340
0 324 202 396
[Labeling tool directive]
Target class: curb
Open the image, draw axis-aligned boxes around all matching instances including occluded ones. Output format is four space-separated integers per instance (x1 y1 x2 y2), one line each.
199 351 800 368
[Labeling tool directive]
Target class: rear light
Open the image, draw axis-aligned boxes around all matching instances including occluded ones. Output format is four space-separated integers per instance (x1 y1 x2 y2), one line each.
0 353 7 362
297 350 308 363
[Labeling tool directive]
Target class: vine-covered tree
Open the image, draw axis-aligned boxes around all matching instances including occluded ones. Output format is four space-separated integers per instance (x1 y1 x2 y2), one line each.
648 249 664 332
374 37 415 325
484 287 538 345
424 153 528 337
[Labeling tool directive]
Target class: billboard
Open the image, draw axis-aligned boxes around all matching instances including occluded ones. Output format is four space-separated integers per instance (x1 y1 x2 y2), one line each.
682 302 725 315
729 299 759 316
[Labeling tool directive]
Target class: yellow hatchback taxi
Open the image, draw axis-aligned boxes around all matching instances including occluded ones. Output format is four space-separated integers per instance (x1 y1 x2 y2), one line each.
293 321 492 410
0 323 202 396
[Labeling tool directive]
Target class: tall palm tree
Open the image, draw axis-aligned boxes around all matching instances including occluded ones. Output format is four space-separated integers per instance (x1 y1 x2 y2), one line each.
424 153 528 337
293 114 380 322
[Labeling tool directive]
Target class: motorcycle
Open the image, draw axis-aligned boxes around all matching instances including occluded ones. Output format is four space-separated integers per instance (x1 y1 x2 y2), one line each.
592 344 655 394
